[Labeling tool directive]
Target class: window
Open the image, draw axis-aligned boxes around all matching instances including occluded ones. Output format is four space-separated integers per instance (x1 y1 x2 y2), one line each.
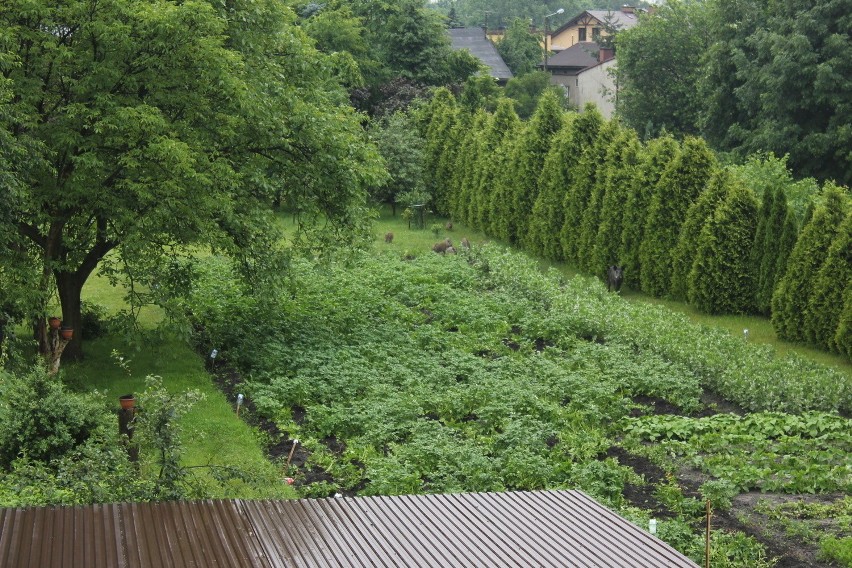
592 27 601 41
578 28 586 41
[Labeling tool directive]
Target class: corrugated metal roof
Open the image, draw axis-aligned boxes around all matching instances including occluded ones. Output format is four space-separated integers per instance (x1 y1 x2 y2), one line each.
448 28 514 81
0 490 699 567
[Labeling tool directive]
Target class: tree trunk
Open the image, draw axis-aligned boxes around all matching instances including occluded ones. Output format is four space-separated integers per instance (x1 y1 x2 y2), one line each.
56 271 84 361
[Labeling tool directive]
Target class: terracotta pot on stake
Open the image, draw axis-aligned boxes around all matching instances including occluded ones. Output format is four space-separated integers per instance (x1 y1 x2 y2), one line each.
60 327 74 341
119 394 136 410
48 317 61 330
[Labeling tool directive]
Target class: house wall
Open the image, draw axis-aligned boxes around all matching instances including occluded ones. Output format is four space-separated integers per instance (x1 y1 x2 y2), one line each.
549 59 616 118
550 24 603 50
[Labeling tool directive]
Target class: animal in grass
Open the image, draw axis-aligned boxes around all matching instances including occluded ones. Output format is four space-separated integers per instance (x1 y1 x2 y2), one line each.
384 232 394 243
432 238 453 254
445 246 457 254
445 221 453 231
460 237 471 250
607 265 624 293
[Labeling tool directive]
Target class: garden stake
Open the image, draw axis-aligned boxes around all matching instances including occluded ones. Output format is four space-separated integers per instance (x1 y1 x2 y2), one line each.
705 499 712 568
235 393 244 417
286 439 300 468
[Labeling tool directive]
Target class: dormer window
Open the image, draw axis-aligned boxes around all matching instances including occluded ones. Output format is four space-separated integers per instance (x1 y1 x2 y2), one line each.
592 27 601 41
578 28 587 41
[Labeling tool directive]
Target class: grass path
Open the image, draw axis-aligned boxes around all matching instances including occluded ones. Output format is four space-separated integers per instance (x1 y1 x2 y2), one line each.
67 274 295 499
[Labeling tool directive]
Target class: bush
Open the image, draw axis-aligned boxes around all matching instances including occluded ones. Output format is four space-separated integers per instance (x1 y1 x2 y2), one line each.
0 366 109 469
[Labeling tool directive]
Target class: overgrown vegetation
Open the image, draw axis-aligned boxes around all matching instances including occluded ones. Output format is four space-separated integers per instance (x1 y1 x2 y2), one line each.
179 243 851 565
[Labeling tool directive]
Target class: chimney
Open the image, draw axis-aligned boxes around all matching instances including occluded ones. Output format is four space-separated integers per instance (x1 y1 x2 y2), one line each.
621 5 635 14
599 46 615 63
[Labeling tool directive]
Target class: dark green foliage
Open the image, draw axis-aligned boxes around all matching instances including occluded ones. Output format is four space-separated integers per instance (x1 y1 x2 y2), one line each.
755 187 796 314
670 169 731 301
619 135 680 289
509 91 564 247
772 186 849 342
503 72 564 120
591 129 641 276
640 137 717 297
458 74 502 113
615 1 710 137
0 367 107 469
574 121 622 274
471 99 521 231
836 287 852 358
495 17 545 76
700 0 852 186
370 112 427 214
688 180 759 314
805 211 852 352
558 106 605 263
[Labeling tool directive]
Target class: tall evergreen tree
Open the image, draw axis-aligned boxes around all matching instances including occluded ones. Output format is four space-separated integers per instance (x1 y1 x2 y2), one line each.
835 286 852 359
619 135 680 289
670 168 731 301
771 185 849 342
510 91 564 247
575 121 621 274
558 106 605 264
433 106 469 215
639 136 717 297
591 128 641 277
755 187 796 314
805 211 852 351
688 179 759 314
421 89 458 210
472 99 520 231
489 127 524 241
533 109 603 261
450 110 488 223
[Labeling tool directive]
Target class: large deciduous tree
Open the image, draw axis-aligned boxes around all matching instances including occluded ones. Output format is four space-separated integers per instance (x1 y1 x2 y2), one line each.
495 17 544 77
0 0 385 360
614 0 710 138
701 0 852 186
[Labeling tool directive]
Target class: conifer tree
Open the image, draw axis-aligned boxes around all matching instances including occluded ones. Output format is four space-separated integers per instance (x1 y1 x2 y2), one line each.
755 187 795 314
509 91 564 247
640 136 717 297
591 129 641 277
450 110 488 224
575 120 621 274
473 99 520 232
528 110 601 260
772 207 799 306
488 126 524 241
669 168 731 300
620 135 680 289
688 180 759 314
422 90 458 210
805 211 852 351
771 185 849 342
835 287 852 358
559 106 607 265
434 108 471 215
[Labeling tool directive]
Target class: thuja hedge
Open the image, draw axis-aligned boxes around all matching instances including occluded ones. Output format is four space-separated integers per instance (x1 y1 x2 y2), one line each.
418 91 850 356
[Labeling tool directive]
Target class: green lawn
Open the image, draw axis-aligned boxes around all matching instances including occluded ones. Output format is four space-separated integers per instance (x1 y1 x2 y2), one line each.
65 270 295 500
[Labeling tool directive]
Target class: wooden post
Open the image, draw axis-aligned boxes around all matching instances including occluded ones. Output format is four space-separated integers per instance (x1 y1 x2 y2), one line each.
705 499 712 568
119 408 139 463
